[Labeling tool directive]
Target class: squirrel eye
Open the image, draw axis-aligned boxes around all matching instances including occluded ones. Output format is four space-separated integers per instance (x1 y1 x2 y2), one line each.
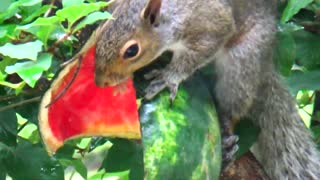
123 43 140 59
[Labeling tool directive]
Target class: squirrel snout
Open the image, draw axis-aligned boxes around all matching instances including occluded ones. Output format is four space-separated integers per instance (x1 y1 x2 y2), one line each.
95 76 109 88
94 72 128 87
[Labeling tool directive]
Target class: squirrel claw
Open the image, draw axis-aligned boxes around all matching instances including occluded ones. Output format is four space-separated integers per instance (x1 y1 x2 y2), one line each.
222 135 239 169
145 78 166 99
144 69 162 80
222 135 239 149
144 72 180 102
168 83 178 103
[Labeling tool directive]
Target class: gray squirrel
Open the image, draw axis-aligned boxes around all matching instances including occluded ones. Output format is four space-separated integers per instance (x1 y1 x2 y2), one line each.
94 0 320 179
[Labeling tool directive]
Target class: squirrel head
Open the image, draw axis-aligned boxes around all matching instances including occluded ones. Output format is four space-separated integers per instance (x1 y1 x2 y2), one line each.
95 0 162 87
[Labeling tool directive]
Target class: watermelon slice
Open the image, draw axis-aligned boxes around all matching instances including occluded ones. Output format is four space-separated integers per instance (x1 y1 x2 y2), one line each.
38 45 141 155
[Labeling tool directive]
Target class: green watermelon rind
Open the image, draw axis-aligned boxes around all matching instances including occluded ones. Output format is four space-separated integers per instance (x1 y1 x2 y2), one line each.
139 73 222 180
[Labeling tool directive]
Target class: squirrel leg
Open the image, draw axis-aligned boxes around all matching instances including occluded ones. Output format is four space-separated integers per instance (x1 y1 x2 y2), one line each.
213 46 262 170
218 110 239 169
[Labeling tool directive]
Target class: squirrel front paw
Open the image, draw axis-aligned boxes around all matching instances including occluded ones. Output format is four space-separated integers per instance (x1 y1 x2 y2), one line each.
222 134 239 169
144 69 180 102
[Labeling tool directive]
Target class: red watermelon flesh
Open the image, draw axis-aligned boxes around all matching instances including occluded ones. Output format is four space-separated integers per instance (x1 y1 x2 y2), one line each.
39 46 141 155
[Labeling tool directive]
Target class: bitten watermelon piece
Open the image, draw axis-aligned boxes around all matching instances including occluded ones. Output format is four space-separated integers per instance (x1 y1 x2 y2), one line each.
38 46 141 155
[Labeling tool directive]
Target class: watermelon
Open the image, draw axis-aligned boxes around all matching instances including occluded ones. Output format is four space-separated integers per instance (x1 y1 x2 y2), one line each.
38 45 141 155
100 71 222 179
139 71 222 179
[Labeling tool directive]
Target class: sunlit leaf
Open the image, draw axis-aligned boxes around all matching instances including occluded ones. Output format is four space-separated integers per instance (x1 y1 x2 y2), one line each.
62 0 85 8
0 2 20 23
19 0 42 7
0 24 17 44
18 17 62 46
74 11 113 32
0 0 12 13
72 159 87 179
21 5 54 24
0 40 43 60
281 0 313 23
5 53 52 87
56 1 108 30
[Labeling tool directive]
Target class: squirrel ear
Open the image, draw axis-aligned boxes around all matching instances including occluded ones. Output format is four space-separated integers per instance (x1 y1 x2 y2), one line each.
141 0 162 26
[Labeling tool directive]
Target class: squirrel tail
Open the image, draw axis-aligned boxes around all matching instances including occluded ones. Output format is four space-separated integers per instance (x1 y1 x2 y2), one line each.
251 72 320 179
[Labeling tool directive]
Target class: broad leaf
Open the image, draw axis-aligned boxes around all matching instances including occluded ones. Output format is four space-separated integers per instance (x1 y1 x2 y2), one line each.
5 53 52 87
72 159 87 179
0 108 17 147
18 17 62 46
59 158 87 179
0 24 17 44
21 5 53 24
74 11 113 32
101 139 137 172
0 40 43 60
293 30 320 70
235 120 260 158
62 0 85 8
0 2 20 23
281 0 313 23
56 1 108 30
274 31 296 76
19 0 42 7
4 140 64 180
0 0 12 13
287 70 320 95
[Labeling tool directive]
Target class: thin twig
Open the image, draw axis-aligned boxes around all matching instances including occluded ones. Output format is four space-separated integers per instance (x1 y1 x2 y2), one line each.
44 0 56 18
48 32 72 53
0 94 19 102
0 97 41 113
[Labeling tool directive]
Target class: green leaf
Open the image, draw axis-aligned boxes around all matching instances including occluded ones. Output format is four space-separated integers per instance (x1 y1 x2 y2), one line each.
19 0 42 7
0 24 17 44
4 140 64 180
0 108 17 147
88 170 130 180
21 5 54 24
72 159 87 179
0 2 19 23
17 123 39 144
62 0 85 8
5 53 52 87
0 0 12 13
287 70 320 95
18 17 62 47
59 158 87 179
274 31 296 76
281 0 313 23
0 40 43 60
56 1 108 30
73 11 113 32
235 120 260 158
0 71 6 81
100 139 137 172
293 30 320 70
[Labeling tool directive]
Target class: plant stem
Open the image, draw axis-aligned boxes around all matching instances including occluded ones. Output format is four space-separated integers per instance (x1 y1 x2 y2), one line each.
0 96 41 113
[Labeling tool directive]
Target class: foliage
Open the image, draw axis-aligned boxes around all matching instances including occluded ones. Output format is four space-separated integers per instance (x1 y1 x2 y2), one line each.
0 0 320 179
0 0 114 179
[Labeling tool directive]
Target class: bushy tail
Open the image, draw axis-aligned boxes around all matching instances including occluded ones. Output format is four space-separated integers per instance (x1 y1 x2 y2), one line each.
251 72 320 179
